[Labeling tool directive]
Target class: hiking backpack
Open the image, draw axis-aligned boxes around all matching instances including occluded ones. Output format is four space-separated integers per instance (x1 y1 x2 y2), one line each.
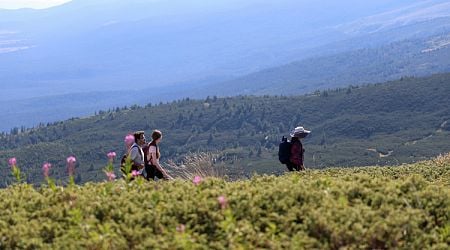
278 136 292 165
120 144 142 174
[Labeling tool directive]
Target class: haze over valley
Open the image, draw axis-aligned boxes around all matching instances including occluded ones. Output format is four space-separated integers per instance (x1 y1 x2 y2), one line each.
1 0 450 131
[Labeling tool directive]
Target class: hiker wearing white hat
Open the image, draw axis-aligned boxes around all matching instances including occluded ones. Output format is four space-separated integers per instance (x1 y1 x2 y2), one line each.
289 126 310 171
290 126 311 138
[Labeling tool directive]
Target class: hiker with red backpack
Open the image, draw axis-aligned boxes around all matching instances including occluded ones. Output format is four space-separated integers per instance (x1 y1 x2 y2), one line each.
143 130 173 180
279 126 311 171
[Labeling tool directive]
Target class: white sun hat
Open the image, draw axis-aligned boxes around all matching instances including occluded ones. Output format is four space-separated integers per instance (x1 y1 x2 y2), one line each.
290 126 311 138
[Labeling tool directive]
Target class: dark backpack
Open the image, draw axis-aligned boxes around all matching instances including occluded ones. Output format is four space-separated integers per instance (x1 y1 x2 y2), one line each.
120 154 129 173
278 136 292 165
120 144 142 174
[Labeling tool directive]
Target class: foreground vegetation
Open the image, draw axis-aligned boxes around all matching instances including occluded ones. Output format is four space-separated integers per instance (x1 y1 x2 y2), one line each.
1 154 449 249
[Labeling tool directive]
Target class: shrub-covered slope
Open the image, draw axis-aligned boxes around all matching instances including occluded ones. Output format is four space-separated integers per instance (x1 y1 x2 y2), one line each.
0 157 449 249
0 73 449 186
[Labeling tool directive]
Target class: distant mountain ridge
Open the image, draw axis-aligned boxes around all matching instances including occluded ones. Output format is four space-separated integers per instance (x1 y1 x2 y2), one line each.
2 32 449 132
1 0 450 132
336 0 450 35
204 33 450 96
1 0 448 97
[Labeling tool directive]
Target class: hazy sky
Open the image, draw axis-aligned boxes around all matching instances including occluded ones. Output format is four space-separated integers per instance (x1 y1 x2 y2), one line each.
0 0 72 9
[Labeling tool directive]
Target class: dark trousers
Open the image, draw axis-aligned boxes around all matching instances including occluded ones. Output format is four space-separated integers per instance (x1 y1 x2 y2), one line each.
286 163 305 171
145 164 164 180
286 163 298 171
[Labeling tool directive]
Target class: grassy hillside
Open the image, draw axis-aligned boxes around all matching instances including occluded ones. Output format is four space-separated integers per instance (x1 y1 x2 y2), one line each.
0 73 449 186
0 156 449 249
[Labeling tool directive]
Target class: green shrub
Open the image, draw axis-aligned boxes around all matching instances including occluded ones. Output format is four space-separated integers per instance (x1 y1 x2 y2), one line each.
0 159 449 249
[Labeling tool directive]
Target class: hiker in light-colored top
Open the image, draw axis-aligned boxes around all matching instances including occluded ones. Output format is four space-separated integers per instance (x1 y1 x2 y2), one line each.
143 130 173 180
289 126 310 171
129 131 146 175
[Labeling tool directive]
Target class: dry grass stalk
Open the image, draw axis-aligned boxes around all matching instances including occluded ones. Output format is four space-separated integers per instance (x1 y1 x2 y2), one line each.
433 152 450 167
166 152 226 180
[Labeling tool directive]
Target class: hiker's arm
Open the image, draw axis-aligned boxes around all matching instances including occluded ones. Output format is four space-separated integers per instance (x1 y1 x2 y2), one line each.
150 152 173 179
156 161 173 180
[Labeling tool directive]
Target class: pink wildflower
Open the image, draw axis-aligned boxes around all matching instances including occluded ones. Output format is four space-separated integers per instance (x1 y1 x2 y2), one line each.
42 163 52 178
107 152 117 161
218 195 228 209
66 156 76 176
8 157 17 167
176 224 186 233
193 176 202 185
124 134 135 147
106 171 116 181
131 170 140 177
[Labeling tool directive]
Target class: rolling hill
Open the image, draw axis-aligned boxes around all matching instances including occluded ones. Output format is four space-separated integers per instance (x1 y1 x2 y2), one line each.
2 0 450 132
2 32 450 132
2 0 439 97
0 73 449 186
205 33 450 96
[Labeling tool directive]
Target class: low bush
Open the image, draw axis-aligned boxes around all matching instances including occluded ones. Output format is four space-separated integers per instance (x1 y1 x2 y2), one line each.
0 157 449 249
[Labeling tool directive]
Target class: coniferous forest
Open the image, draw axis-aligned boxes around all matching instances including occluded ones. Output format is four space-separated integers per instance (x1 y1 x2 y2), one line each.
0 73 449 186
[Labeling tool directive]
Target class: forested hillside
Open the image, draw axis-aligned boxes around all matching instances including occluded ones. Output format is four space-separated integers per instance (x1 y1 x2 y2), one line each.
0 74 449 186
2 1 450 132
3 33 449 132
